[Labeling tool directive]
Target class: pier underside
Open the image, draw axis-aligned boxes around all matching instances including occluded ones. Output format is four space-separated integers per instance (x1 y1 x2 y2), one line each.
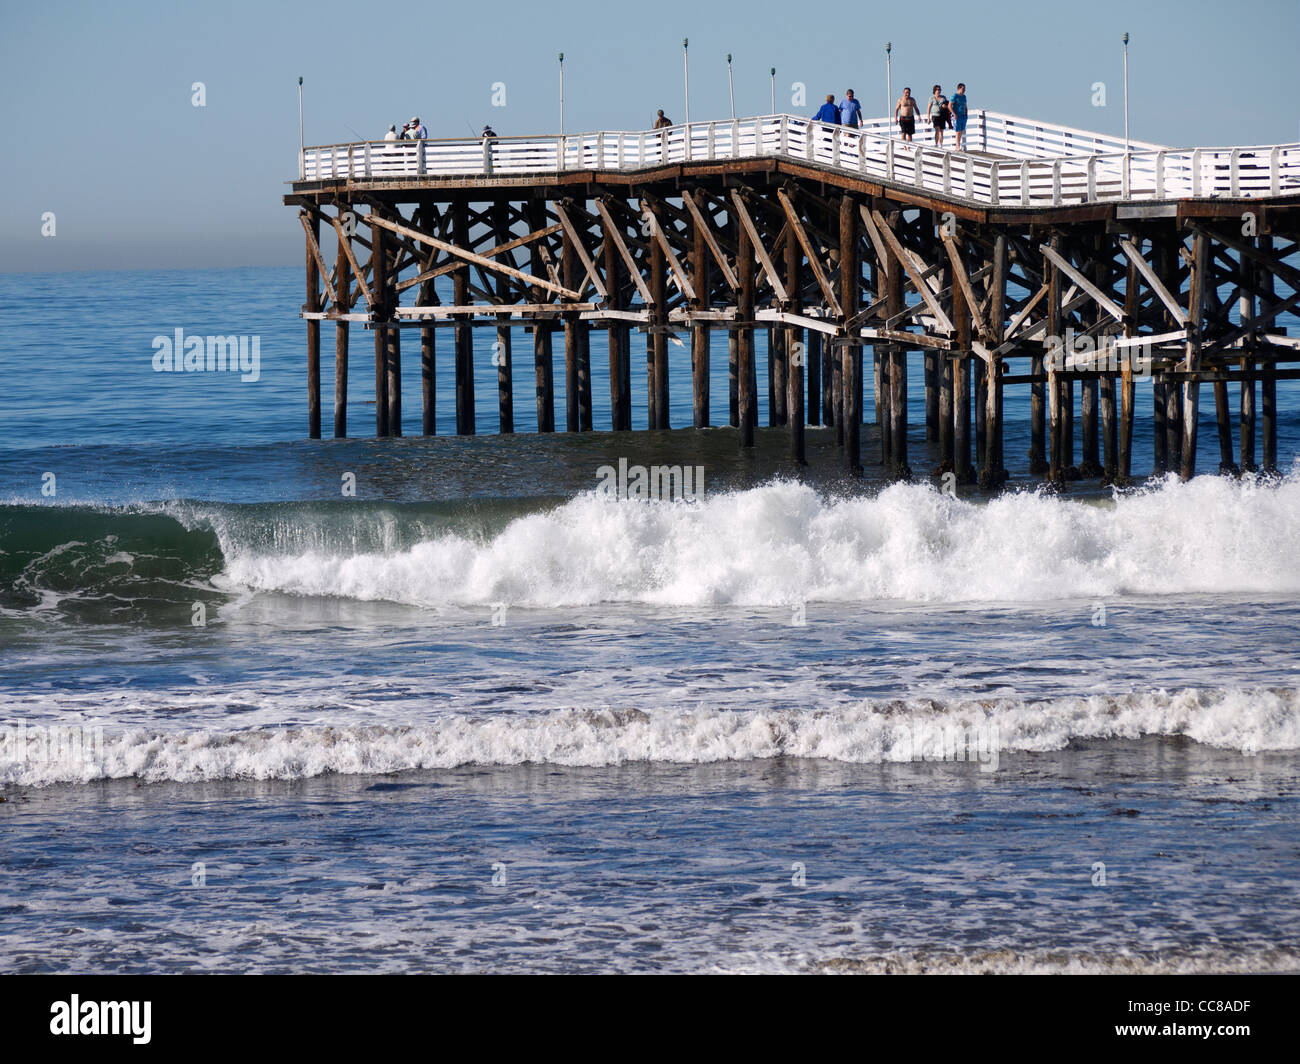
285 164 1300 485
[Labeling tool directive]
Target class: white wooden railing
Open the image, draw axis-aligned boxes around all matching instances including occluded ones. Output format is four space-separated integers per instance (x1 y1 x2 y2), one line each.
299 112 1300 206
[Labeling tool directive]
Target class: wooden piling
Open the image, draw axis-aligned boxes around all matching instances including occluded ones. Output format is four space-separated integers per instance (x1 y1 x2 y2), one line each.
1119 255 1138 481
938 262 954 471
372 220 389 438
305 209 322 439
1240 356 1256 471
649 235 667 429
1239 242 1256 470
774 324 789 428
1180 231 1208 480
563 217 580 433
384 210 402 437
333 207 351 439
1161 239 1183 472
601 203 631 431
386 307 402 436
1046 232 1063 484
881 207 905 477
785 216 805 464
737 215 756 449
493 202 514 434
1261 235 1278 473
691 208 710 428
528 201 554 432
951 245 972 482
808 330 822 426
452 200 474 435
980 234 1007 489
841 195 862 473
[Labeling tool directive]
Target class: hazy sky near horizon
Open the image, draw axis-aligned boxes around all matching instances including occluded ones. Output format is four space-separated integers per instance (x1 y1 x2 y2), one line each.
1 0 1296 272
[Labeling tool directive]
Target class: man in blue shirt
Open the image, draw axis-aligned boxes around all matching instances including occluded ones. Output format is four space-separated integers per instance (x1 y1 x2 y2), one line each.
839 89 862 128
951 84 968 151
813 95 840 125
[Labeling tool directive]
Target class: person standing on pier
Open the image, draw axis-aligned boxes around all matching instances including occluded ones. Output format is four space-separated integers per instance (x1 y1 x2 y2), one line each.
813 94 840 125
406 116 427 140
950 83 968 150
383 124 398 141
894 87 919 141
927 85 949 147
839 89 862 128
653 109 672 129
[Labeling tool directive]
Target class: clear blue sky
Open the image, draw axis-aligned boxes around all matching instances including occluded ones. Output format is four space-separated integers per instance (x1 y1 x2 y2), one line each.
2 0 1296 272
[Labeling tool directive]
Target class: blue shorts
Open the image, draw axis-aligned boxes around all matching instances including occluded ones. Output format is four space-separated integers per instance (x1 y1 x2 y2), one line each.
953 115 967 132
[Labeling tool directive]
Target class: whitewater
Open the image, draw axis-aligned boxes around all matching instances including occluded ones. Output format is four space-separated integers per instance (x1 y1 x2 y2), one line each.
3 473 1299 788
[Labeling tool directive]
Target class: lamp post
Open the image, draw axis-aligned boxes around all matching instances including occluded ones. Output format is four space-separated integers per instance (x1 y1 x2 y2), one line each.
683 38 690 124
886 42 892 133
770 67 776 114
297 76 304 178
727 53 735 120
1122 32 1130 152
559 52 565 137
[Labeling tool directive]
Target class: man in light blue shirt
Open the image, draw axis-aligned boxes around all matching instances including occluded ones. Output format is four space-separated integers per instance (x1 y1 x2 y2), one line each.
839 89 862 128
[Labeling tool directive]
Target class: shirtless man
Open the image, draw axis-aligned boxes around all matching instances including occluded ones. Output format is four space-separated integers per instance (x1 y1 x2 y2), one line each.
894 87 920 142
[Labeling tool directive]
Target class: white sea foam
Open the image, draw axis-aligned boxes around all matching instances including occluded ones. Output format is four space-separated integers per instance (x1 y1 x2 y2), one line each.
215 473 1300 607
3 687 1295 787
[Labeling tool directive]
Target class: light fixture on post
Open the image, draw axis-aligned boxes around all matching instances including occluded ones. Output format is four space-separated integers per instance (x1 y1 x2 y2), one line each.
683 38 690 125
727 53 735 120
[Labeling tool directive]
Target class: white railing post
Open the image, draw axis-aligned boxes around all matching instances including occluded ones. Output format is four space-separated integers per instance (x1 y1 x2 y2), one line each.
942 151 951 195
914 147 924 187
618 133 626 169
832 129 841 168
779 115 788 155
482 138 492 175
1155 151 1165 199
731 119 740 158
595 132 605 169
964 154 974 200
990 162 1000 206
1087 155 1097 200
1271 146 1282 197
1052 159 1062 205
1121 153 1129 198
299 149 305 180
684 123 692 162
1230 148 1240 197
558 135 566 171
707 121 716 159
418 141 426 177
1191 149 1201 197
886 138 894 182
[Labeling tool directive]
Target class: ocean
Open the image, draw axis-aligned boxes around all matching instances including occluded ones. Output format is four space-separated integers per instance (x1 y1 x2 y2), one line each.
1 266 1298 974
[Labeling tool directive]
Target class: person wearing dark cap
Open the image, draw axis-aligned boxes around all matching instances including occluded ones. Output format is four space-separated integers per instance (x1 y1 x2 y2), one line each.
481 125 498 140
653 109 672 129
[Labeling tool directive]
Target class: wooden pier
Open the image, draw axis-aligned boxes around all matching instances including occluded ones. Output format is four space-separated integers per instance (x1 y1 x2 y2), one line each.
285 110 1300 483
